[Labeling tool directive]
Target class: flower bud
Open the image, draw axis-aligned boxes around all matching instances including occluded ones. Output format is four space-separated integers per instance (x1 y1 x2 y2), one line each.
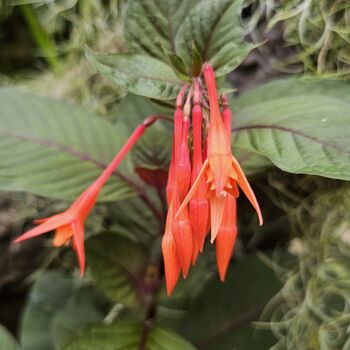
171 192 193 277
176 116 191 200
162 203 181 295
215 195 237 281
189 104 209 251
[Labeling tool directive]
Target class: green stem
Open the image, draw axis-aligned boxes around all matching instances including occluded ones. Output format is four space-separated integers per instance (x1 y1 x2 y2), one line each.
19 4 60 71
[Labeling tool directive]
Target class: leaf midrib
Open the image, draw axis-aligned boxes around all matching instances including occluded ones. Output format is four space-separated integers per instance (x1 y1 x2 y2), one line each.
201 0 234 62
233 124 350 156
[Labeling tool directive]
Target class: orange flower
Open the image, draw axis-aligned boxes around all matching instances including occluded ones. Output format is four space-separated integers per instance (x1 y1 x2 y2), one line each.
215 194 237 281
215 97 238 281
189 89 209 252
162 87 194 292
175 111 191 200
171 116 193 276
14 117 156 276
177 64 263 242
161 201 181 295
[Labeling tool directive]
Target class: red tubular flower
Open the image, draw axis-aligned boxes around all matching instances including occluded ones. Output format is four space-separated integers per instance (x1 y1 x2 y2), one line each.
166 143 176 205
189 88 209 252
166 85 188 204
14 117 156 276
171 189 193 277
161 202 181 296
191 235 200 266
171 116 193 276
177 64 263 243
215 194 237 281
175 115 191 200
163 87 193 292
215 98 238 281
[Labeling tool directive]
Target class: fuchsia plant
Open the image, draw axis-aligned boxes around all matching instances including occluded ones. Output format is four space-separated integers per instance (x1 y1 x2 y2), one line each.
3 0 350 349
14 64 263 296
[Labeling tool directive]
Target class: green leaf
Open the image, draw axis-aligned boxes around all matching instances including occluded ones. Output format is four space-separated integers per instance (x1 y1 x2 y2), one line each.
124 0 199 61
234 149 272 176
108 196 161 246
162 47 191 82
116 94 159 131
233 79 350 181
0 88 137 201
235 78 350 110
86 49 183 100
179 255 281 350
52 286 107 349
116 94 172 170
176 0 255 77
61 322 196 350
86 234 148 306
0 325 19 350
20 270 107 350
20 271 73 350
191 42 202 77
117 93 172 194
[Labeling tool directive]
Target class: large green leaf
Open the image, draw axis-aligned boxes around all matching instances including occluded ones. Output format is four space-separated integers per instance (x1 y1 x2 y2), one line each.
108 196 161 246
61 322 196 350
86 234 148 306
175 0 255 77
0 325 19 350
19 270 106 350
20 271 72 350
0 88 139 201
86 50 182 100
124 0 199 61
179 255 281 350
235 78 350 110
52 286 107 350
233 80 350 181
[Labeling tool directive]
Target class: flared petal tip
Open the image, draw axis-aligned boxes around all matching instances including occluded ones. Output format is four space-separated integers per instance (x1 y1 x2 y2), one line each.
218 271 227 282
257 211 264 226
79 267 85 278
182 266 190 279
166 284 176 297
12 237 23 244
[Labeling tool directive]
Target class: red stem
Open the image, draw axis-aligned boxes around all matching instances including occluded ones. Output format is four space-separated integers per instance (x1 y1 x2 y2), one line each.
93 116 158 189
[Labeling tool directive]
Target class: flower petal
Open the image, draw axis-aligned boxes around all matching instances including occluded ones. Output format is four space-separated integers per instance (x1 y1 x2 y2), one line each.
13 213 71 243
215 195 237 281
72 220 86 277
231 155 263 225
161 203 181 296
176 159 209 218
209 192 226 243
53 224 74 247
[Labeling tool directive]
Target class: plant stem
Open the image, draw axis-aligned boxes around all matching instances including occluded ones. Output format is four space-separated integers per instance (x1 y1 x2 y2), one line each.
20 4 60 72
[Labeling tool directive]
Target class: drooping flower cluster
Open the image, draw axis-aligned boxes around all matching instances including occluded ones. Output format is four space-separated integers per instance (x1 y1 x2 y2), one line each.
162 64 263 295
13 64 262 297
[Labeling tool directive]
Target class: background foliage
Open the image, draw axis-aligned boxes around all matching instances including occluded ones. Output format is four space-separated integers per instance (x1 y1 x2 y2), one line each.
0 0 349 349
